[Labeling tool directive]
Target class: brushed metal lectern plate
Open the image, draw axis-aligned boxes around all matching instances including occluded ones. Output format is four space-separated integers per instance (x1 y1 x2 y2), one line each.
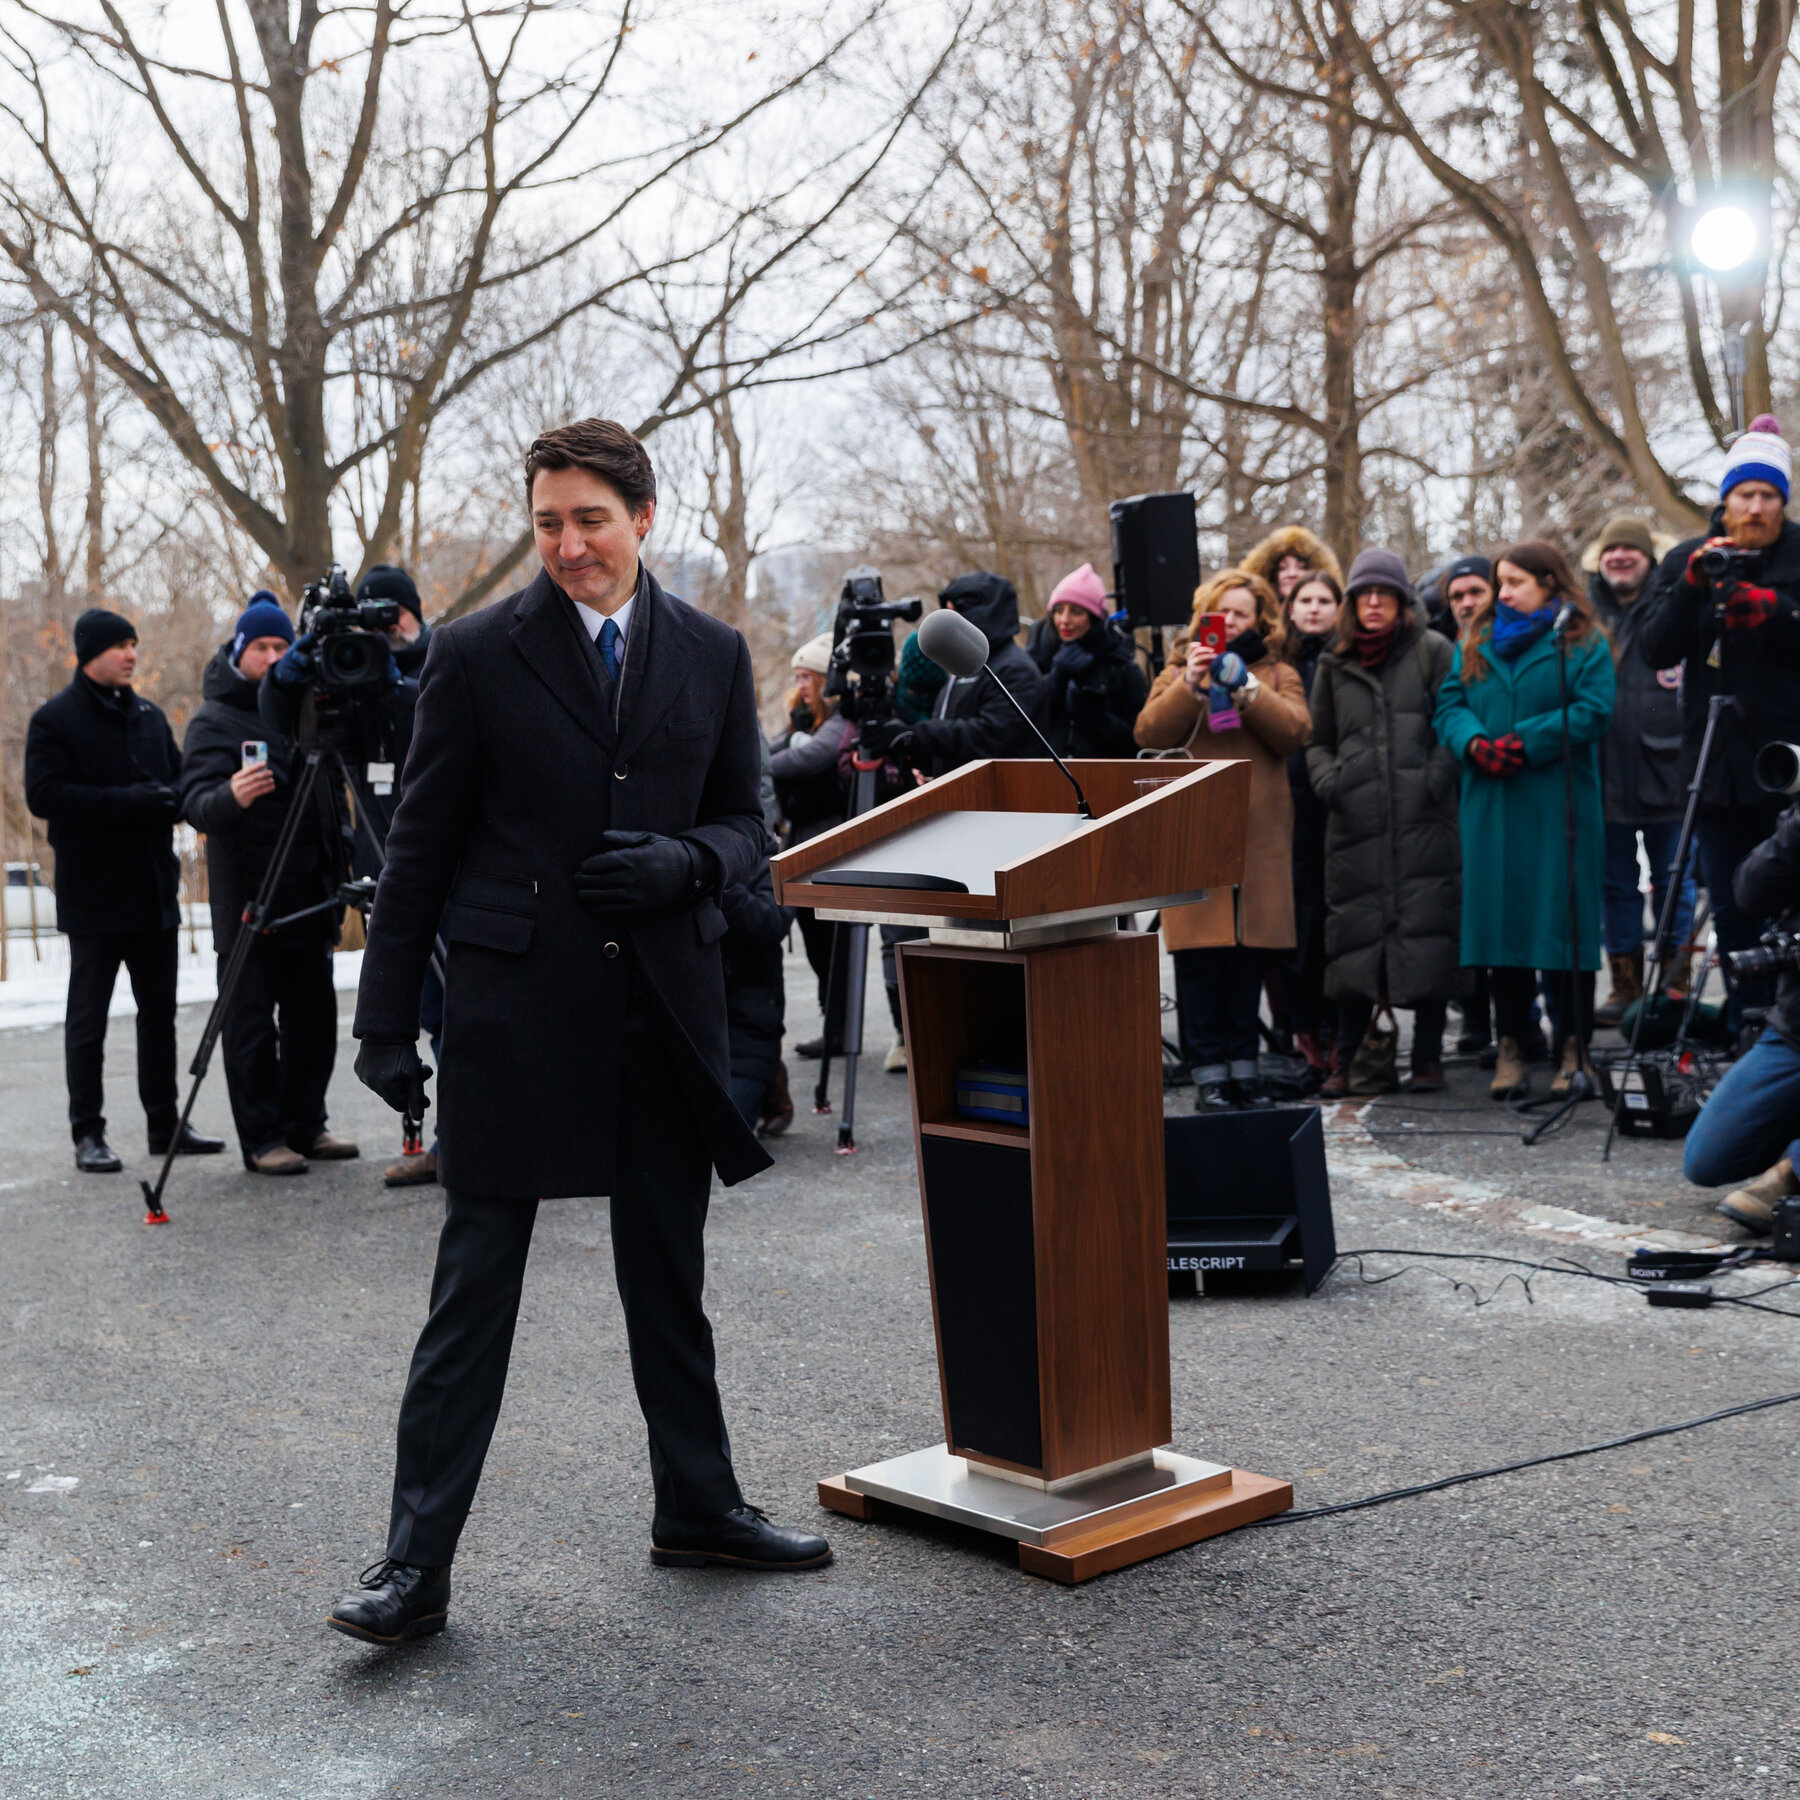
814 810 1094 896
844 1445 1232 1546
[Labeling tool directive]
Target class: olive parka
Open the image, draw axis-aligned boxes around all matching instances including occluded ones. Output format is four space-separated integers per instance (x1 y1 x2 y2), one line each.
1304 618 1462 1005
1433 624 1616 972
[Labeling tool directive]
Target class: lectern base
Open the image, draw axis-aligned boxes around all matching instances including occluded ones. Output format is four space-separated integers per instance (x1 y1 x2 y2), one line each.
818 1445 1292 1584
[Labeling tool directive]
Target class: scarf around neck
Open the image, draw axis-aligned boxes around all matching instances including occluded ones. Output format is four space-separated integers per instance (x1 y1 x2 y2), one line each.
1355 622 1398 668
1490 599 1561 661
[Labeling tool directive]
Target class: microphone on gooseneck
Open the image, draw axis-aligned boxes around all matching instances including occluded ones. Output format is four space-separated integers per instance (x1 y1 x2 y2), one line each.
916 608 1093 819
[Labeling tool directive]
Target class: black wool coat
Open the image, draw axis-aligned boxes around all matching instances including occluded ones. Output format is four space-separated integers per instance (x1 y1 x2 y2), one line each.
181 646 344 953
24 674 182 936
353 568 773 1198
1304 621 1462 1005
1636 510 1800 809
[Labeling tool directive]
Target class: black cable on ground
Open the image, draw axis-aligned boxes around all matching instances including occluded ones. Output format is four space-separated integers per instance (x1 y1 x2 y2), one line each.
1254 1387 1800 1525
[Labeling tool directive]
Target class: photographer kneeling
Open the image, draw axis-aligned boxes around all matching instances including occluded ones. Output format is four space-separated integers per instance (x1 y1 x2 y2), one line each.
180 596 360 1175
1684 802 1800 1232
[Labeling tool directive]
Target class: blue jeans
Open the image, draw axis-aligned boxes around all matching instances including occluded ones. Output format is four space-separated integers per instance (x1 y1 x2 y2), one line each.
1603 821 1696 957
1684 1030 1800 1186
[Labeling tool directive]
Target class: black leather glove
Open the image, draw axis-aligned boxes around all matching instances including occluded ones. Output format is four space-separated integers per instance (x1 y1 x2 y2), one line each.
575 830 704 916
1050 640 1097 681
354 1039 431 1115
127 782 182 823
856 718 915 758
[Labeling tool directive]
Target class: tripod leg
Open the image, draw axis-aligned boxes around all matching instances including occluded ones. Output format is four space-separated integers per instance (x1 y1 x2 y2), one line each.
837 922 870 1154
138 749 329 1223
813 919 841 1114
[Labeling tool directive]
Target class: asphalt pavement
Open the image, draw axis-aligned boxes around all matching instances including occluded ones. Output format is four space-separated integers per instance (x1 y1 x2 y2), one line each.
3 942 1797 1798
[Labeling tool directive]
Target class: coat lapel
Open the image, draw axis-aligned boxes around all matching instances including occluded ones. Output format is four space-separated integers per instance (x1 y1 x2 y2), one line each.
615 572 694 766
508 569 618 752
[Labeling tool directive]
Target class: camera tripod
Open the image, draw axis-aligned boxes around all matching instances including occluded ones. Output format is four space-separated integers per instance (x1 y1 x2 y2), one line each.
138 738 433 1224
1601 694 1736 1161
810 747 887 1155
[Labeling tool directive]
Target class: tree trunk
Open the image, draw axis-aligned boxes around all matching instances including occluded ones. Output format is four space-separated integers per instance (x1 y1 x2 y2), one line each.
1319 36 1363 560
79 339 105 600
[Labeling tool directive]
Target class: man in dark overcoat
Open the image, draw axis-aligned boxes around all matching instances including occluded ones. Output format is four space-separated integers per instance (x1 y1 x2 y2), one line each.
328 418 827 1645
24 608 225 1172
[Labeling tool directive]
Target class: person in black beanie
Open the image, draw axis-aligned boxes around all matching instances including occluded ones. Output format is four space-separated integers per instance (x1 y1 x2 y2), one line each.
25 609 226 1172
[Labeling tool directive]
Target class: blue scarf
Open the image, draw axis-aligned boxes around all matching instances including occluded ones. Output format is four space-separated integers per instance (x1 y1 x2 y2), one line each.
1490 599 1561 661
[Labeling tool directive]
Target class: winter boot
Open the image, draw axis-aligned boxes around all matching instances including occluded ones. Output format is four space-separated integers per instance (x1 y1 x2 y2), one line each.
1716 1157 1799 1234
1490 1036 1528 1100
1594 948 1644 1030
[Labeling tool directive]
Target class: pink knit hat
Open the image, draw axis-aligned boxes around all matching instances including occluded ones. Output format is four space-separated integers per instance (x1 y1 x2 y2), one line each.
1048 562 1108 619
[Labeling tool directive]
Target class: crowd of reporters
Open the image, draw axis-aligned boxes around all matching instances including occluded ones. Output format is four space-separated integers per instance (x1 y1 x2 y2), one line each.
25 411 1800 1239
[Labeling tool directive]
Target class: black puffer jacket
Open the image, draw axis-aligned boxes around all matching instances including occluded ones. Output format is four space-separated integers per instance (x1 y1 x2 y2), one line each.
24 674 182 935
1304 619 1461 1005
1588 571 1685 823
180 645 344 952
721 859 790 1095
906 573 1047 776
1029 617 1147 757
1734 801 1800 1046
1636 509 1800 809
1285 631 1334 947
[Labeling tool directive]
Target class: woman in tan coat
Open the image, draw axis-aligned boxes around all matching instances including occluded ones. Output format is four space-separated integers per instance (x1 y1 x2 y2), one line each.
1136 569 1311 1111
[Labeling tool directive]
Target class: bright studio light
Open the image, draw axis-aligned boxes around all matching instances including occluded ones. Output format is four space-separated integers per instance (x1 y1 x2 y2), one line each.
1692 204 1759 273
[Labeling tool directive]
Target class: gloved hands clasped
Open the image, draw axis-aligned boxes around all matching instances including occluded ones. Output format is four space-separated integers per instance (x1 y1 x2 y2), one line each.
576 831 711 916
1468 733 1526 777
354 1039 432 1116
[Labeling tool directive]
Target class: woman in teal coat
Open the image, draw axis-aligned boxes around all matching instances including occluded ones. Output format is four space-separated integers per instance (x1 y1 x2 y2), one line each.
1434 540 1616 1099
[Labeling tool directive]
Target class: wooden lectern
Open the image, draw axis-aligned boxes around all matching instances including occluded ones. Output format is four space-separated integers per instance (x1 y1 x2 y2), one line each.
773 758 1292 1582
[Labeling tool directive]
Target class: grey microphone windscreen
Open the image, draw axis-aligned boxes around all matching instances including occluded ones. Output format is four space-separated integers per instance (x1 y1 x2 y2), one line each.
918 606 990 679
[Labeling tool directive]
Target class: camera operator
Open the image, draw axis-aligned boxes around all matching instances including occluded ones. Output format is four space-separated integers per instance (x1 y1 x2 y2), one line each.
179 595 359 1176
855 571 1046 1067
24 609 226 1173
1639 419 1800 1028
1683 801 1800 1231
771 632 853 1060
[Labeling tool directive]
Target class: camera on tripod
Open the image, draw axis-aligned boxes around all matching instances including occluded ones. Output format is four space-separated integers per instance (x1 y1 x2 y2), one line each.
825 567 923 723
1723 921 1800 986
300 564 400 699
1697 542 1760 585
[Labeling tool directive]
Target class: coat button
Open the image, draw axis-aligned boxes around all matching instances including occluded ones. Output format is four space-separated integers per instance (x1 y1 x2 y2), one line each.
614 763 628 780
603 941 620 959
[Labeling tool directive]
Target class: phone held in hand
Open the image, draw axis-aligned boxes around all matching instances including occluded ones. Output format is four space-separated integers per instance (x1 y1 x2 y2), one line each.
1194 613 1230 656
241 740 269 770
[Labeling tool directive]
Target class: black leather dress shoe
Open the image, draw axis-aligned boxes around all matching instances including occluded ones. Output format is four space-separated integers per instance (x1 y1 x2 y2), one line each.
1192 1081 1235 1114
650 1505 832 1571
325 1559 450 1643
1228 1078 1275 1110
148 1123 226 1157
75 1134 122 1174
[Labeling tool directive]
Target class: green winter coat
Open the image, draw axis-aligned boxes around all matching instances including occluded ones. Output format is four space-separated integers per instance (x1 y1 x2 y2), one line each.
1433 625 1615 972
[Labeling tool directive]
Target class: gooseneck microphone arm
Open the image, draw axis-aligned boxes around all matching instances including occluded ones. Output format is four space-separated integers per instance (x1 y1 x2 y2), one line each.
981 666 1093 819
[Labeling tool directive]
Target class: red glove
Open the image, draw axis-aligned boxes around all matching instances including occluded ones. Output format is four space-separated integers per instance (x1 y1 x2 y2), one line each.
1721 583 1777 630
1468 734 1526 777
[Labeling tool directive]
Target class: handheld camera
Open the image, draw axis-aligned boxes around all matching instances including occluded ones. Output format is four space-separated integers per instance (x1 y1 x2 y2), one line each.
299 564 400 700
825 567 923 724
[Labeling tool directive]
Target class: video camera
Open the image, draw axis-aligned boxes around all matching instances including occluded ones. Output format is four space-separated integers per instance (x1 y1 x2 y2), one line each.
1723 922 1800 987
1697 542 1761 586
825 567 922 723
299 564 400 700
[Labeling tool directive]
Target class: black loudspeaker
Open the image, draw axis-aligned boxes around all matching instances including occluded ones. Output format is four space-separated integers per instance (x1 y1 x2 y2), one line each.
1110 491 1200 628
1163 1107 1336 1295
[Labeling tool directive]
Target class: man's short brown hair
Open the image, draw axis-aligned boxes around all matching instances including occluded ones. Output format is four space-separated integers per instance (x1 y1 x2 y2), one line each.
524 418 656 515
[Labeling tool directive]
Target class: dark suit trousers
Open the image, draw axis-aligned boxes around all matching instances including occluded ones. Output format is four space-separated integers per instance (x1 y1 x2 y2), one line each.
218 933 337 1159
385 998 743 1566
65 929 179 1143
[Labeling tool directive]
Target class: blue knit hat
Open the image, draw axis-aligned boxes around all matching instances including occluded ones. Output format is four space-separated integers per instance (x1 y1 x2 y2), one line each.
1721 415 1791 502
232 592 294 663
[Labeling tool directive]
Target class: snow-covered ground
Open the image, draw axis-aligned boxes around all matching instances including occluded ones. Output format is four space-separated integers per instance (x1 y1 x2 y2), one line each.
0 930 364 1031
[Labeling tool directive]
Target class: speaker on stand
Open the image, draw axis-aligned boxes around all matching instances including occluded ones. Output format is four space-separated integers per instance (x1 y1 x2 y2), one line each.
1110 491 1201 678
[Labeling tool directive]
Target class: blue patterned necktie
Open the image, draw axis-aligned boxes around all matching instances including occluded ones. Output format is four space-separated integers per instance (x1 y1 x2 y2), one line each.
599 616 622 682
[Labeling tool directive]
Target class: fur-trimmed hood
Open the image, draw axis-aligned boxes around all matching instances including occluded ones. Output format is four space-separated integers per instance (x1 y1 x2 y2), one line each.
1241 524 1343 591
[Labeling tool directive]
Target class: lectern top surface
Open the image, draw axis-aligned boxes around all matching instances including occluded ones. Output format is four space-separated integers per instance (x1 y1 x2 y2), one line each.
813 809 1093 896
